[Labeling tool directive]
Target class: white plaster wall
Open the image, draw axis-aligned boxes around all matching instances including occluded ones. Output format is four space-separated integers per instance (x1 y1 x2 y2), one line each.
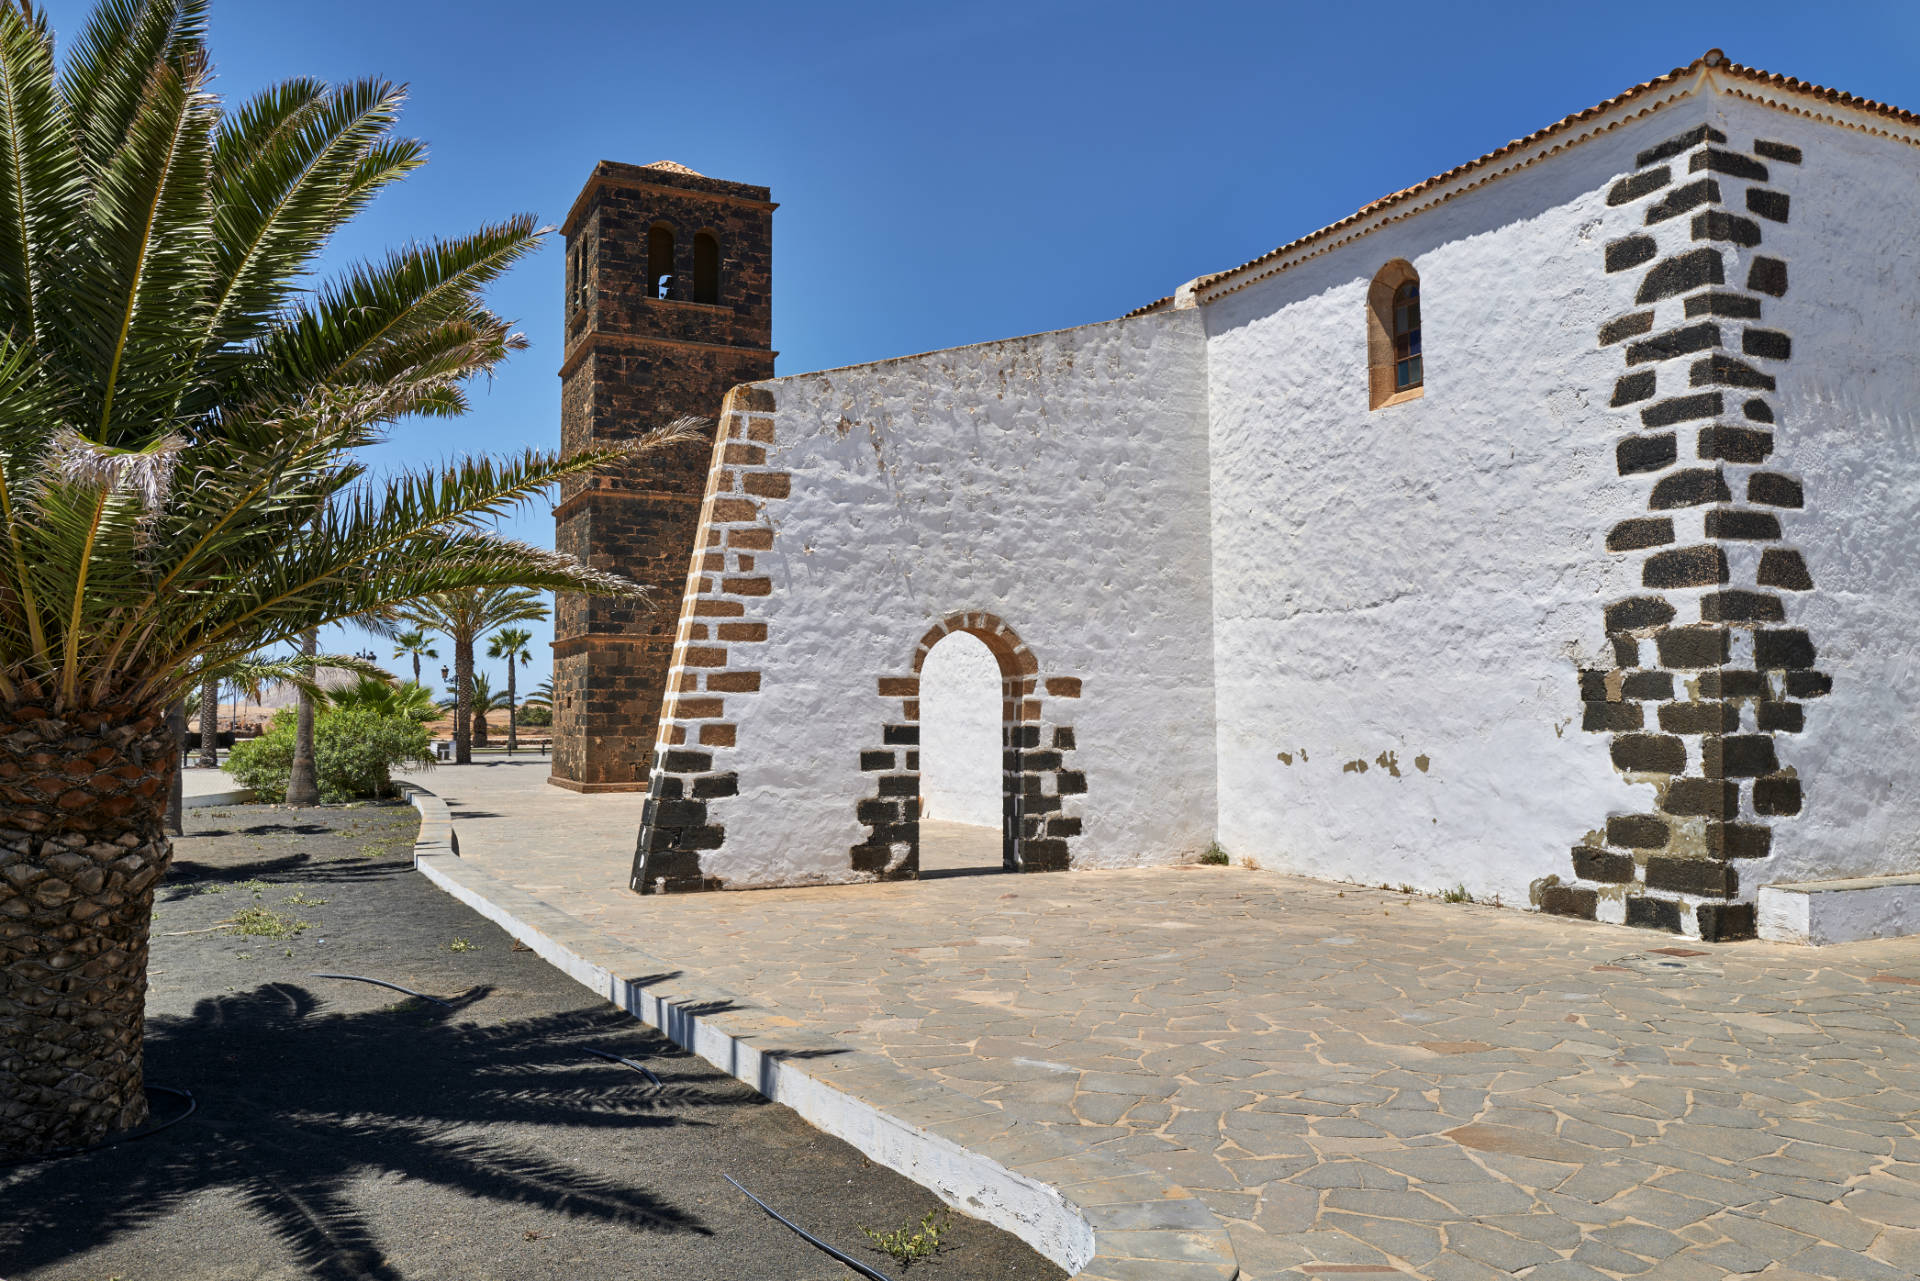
1199 109 1722 907
1714 96 1920 885
918 630 1003 827
713 312 1216 885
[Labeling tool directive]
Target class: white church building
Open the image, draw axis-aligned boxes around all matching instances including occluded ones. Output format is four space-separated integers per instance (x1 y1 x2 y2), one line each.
627 51 1920 944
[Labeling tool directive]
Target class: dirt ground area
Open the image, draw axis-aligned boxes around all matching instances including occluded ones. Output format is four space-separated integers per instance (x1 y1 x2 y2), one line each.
0 802 1065 1281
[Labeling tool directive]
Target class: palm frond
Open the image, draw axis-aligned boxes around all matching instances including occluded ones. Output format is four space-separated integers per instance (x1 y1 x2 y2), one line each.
0 5 84 351
58 0 207 172
201 77 411 358
68 41 216 444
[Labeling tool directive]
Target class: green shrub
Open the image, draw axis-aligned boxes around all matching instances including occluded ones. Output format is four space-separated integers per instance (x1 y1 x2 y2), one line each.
516 702 552 727
226 707 434 803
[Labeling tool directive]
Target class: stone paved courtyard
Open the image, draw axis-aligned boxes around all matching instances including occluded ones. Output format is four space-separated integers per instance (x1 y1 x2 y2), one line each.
406 760 1920 1279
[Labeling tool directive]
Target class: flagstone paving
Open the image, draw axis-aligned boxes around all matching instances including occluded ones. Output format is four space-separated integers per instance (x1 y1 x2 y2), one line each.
406 760 1920 1279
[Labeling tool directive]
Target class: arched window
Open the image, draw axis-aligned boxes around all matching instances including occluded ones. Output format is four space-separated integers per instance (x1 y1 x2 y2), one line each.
692 231 720 304
647 224 675 299
569 238 590 313
1366 260 1424 409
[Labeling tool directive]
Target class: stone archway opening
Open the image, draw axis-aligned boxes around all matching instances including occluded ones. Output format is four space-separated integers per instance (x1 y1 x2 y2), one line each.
856 612 1082 882
918 629 1005 875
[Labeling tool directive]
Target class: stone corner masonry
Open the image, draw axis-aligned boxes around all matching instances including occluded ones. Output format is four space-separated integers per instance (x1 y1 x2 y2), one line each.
1549 124 1820 941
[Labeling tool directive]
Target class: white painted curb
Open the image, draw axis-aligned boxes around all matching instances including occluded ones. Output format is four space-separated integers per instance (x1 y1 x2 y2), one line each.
403 787 1236 1281
182 788 253 809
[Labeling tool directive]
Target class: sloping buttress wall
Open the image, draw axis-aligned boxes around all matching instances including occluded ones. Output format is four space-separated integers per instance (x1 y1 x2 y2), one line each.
633 311 1216 891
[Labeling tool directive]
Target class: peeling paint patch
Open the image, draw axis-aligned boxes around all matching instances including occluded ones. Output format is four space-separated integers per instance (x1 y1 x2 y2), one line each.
1376 751 1402 778
1276 751 1293 765
1342 759 1369 775
1414 754 1430 773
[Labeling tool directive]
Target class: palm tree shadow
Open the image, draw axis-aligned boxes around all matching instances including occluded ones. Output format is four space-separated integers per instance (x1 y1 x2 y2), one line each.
160 851 405 901
0 983 721 1277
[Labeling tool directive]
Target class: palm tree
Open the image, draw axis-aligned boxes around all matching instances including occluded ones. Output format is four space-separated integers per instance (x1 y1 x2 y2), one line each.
0 2 698 1160
524 675 554 710
327 673 437 722
486 625 534 752
401 588 547 764
197 670 219 767
187 647 357 771
439 671 511 747
392 628 438 686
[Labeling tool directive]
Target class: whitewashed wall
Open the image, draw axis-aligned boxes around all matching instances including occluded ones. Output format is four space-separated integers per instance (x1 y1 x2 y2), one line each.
651 78 1920 906
711 312 1216 885
1200 111 1702 907
918 631 1003 827
1717 96 1920 885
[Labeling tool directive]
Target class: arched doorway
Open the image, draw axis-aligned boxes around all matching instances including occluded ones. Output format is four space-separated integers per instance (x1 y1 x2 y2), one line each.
918 630 1003 874
854 613 1083 881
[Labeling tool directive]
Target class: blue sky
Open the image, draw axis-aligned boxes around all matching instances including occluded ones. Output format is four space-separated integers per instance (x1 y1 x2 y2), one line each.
47 1 1920 696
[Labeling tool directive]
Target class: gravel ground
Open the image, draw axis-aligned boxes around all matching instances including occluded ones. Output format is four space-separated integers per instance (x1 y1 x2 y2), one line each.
0 802 1066 1281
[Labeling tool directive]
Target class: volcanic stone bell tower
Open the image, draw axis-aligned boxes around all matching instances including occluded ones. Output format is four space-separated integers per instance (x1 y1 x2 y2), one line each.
550 161 775 791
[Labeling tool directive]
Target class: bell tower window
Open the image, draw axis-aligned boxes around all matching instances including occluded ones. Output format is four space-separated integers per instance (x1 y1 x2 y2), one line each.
647 224 675 299
693 232 720 304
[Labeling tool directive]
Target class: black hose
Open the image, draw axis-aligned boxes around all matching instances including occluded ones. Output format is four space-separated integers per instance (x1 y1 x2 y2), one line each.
307 972 453 1008
723 1174 897 1281
582 1046 662 1086
0 1085 197 1167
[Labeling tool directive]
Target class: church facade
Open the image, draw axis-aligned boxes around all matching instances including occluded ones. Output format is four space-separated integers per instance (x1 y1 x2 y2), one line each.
556 53 1920 942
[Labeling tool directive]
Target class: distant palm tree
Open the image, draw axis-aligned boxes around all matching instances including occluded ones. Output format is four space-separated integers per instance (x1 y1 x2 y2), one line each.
0 1 697 1160
402 589 548 764
328 675 437 723
197 672 221 768
524 675 555 709
486 626 534 752
441 672 512 747
392 629 439 686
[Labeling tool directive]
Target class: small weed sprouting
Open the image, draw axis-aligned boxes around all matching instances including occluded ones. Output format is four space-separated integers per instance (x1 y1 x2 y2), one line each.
1442 884 1473 904
234 952 252 961
1199 843 1230 866
861 1209 951 1267
1398 884 1416 896
237 878 270 897
283 891 329 907
448 937 476 953
222 906 309 939
195 884 226 895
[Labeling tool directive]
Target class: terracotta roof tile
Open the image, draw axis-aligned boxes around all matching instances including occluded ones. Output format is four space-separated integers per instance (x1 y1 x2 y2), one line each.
1127 51 1919 317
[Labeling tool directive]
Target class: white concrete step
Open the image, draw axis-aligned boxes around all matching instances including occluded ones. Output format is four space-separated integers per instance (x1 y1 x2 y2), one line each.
1758 874 1920 945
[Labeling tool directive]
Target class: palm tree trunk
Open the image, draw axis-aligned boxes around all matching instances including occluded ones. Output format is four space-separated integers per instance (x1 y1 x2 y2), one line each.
286 629 320 805
197 674 219 769
166 701 186 838
411 652 420 683
505 662 518 754
0 704 175 1160
453 640 472 765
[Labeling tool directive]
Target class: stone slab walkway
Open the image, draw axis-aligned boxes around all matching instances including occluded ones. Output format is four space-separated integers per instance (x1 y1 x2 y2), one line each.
403 760 1920 1280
